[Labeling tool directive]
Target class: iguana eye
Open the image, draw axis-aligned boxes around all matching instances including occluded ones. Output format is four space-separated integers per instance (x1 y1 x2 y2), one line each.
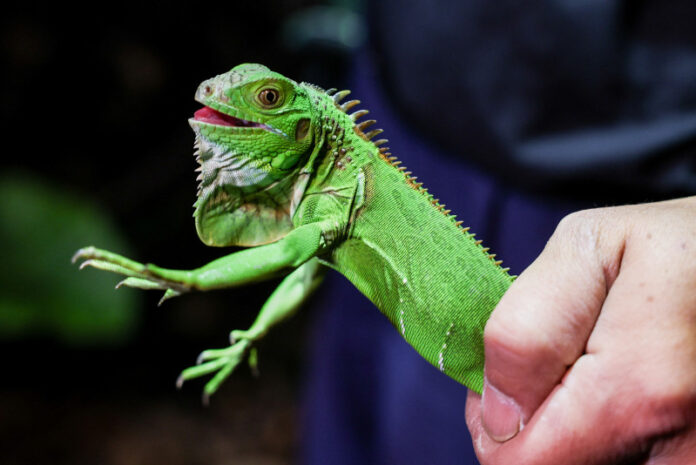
258 88 280 107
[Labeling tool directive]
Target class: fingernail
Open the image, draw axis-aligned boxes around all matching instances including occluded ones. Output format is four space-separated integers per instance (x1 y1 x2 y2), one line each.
481 379 521 442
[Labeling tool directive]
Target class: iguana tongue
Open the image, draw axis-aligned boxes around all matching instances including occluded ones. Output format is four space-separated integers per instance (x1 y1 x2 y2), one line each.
193 107 257 127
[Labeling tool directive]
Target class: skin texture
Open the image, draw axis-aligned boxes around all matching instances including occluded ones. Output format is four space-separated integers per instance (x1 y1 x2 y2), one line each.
72 64 513 400
466 196 696 464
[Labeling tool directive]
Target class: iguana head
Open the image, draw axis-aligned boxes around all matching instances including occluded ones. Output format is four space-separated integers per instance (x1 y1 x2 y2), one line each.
189 64 317 247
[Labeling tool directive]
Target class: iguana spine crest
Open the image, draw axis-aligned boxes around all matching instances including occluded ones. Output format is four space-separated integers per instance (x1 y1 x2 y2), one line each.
329 87 510 274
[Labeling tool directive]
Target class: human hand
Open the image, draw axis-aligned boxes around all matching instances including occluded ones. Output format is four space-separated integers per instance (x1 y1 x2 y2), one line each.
466 197 696 464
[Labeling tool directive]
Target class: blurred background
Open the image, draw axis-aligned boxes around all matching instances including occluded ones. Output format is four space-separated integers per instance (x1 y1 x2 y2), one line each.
1 1 362 464
3 1 696 464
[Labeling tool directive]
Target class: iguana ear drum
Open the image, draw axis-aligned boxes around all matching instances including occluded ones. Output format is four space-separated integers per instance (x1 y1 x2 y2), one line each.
295 118 310 141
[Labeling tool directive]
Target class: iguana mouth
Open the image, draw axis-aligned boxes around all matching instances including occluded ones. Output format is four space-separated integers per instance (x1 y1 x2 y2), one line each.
193 107 264 128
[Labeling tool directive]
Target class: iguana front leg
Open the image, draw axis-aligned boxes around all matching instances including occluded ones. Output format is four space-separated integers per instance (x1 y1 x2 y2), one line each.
73 222 330 291
73 222 334 400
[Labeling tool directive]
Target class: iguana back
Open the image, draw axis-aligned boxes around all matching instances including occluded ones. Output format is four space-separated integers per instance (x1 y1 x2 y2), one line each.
295 86 513 392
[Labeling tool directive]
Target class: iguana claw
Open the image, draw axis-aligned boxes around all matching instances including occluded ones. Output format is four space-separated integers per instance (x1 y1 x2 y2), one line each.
176 338 253 401
158 289 182 306
71 246 95 264
116 277 166 290
73 246 190 296
114 278 183 305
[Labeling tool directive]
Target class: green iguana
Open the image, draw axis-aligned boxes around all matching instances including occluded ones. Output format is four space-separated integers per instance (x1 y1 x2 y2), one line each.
73 64 514 402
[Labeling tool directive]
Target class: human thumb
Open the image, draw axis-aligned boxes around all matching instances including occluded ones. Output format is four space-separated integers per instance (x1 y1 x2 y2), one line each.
479 212 626 442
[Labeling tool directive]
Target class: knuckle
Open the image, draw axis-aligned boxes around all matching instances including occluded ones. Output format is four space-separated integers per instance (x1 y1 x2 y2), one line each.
484 277 592 378
485 270 574 363
549 207 627 285
484 308 555 363
552 209 608 253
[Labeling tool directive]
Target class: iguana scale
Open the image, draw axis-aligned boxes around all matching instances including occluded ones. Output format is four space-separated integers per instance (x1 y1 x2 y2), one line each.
73 64 513 401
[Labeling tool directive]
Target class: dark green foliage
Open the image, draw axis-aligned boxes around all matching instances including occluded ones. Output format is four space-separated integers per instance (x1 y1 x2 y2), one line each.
0 172 140 345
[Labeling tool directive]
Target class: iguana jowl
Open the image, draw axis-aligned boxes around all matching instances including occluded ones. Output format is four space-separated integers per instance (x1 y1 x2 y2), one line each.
73 64 513 401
